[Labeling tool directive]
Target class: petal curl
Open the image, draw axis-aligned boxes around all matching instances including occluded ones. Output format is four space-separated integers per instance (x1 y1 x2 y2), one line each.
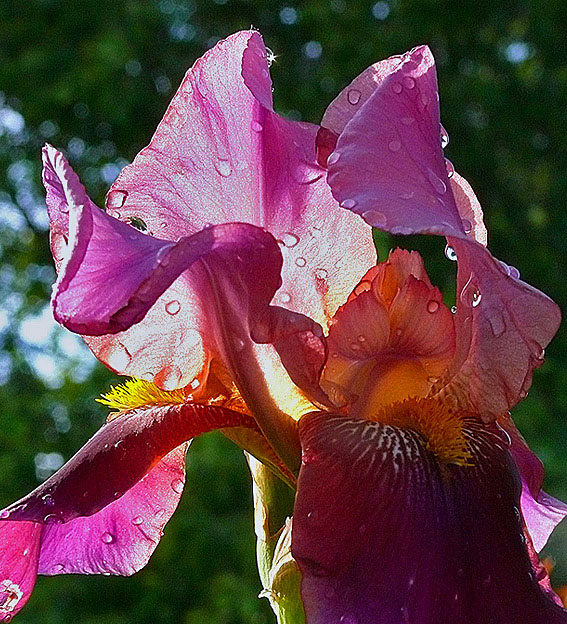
292 411 567 624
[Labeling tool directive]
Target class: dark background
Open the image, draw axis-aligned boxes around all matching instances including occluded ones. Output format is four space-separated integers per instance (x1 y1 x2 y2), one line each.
0 0 566 622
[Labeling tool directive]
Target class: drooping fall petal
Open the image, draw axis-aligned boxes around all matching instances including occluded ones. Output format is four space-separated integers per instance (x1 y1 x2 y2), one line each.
292 410 567 624
325 45 561 416
0 404 261 619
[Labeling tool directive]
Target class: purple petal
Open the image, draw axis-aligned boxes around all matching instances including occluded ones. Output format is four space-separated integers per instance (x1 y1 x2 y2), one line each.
0 522 42 621
327 45 464 237
438 237 561 417
292 411 567 624
37 445 187 576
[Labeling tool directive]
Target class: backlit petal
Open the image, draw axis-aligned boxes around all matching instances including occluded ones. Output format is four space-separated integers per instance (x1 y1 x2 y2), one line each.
293 411 567 624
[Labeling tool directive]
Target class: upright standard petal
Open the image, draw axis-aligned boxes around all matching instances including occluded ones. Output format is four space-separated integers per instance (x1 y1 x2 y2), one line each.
325 45 561 416
292 409 567 624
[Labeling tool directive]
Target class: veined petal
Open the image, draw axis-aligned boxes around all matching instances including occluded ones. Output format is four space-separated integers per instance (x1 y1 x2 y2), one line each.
292 411 567 624
0 404 262 618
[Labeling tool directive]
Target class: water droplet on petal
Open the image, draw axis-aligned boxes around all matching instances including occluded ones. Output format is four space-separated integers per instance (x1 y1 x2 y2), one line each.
327 151 340 166
315 268 328 280
165 300 181 315
53 563 65 573
101 532 114 544
427 376 439 384
171 478 184 494
340 198 358 209
461 218 472 234
155 509 166 521
281 232 299 248
132 516 144 526
106 190 128 210
427 300 440 313
472 290 482 307
357 335 366 343
440 124 450 149
445 158 455 178
42 494 55 507
403 76 416 90
251 121 263 132
214 159 232 177
44 514 63 525
280 292 291 304
445 245 457 261
426 168 447 194
362 210 387 227
392 82 403 94
347 89 361 105
507 265 520 279
0 510 9 519
105 342 132 372
451 305 457 314
388 140 401 152
390 225 414 235
295 257 306 267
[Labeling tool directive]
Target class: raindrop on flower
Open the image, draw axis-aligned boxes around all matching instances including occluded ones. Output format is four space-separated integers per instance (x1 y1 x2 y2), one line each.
281 232 299 247
461 218 472 234
106 190 128 210
44 514 63 525
451 305 457 314
171 478 184 494
251 121 263 132
403 76 416 90
388 140 401 152
132 516 143 526
101 532 114 544
315 268 328 280
280 292 291 304
165 300 181 315
347 89 361 105
155 509 166 521
362 210 387 227
42 494 55 507
392 82 403 94
472 290 482 307
426 300 440 313
444 245 457 261
425 168 447 194
440 124 450 149
327 151 341 166
214 159 232 177
190 378 200 390
295 257 306 267
445 158 455 178
507 265 520 279
0 510 9 519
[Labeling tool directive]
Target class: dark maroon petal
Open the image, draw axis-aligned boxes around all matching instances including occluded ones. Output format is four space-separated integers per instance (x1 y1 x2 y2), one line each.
37 445 187 576
292 412 567 624
1 404 257 523
0 522 42 621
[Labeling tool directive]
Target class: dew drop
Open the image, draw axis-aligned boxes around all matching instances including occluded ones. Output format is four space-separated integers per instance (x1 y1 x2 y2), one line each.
132 516 143 526
160 221 167 228
155 509 166 521
315 268 328 280
357 335 366 343
403 76 416 90
327 151 340 166
445 158 455 178
53 563 65 573
461 218 472 234
214 159 232 177
340 198 358 209
251 121 263 132
451 305 457 314
171 478 184 494
281 232 299 248
440 124 450 149
392 82 403 94
427 376 439 384
426 300 440 313
426 168 447 194
44 514 63 525
295 257 307 267
0 510 9 519
190 378 200 390
390 225 414 235
42 494 55 507
362 210 387 227
347 89 361 105
472 291 482 307
128 216 147 231
395 328 403 337
445 245 457 261
233 337 245 352
165 300 181 315
507 265 520 279
388 140 401 152
280 292 291 304
106 342 132 371
106 190 128 210
101 532 114 544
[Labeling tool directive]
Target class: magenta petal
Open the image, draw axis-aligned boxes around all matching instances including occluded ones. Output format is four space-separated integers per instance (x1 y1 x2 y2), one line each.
327 45 464 237
292 412 567 624
1 404 256 524
37 445 187 576
0 522 42 621
441 237 561 417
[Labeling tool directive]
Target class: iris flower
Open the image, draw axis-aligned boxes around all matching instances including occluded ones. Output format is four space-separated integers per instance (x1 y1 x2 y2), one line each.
0 31 565 623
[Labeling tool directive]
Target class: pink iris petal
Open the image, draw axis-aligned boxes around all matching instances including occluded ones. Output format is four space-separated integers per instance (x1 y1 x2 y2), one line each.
0 522 42 621
0 404 260 619
292 412 567 624
327 45 464 237
37 445 187 576
325 45 561 416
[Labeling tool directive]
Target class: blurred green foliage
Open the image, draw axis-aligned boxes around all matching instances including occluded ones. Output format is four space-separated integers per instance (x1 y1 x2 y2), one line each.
0 0 566 621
